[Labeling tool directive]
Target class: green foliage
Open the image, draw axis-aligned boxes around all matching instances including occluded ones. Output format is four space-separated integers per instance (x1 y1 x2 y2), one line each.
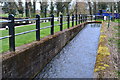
50 2 54 15
18 0 24 16
112 19 120 23
55 1 71 17
116 71 120 78
40 2 48 18
56 2 65 16
108 38 114 42
2 2 18 15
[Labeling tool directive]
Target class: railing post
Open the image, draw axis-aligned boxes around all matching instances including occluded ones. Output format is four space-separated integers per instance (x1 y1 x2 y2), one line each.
79 14 80 24
67 14 70 29
8 14 15 51
72 14 74 27
81 15 82 23
86 15 87 22
102 15 104 21
60 14 63 31
26 17 29 24
84 15 86 22
76 14 77 25
85 15 86 22
91 15 92 21
84 15 85 22
83 15 84 22
108 16 110 28
95 14 96 21
51 14 54 35
36 14 40 41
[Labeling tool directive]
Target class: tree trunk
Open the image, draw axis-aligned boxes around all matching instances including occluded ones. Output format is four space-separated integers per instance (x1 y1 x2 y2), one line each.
88 2 92 21
93 2 96 15
33 0 36 17
25 1 29 17
44 7 46 22
88 2 92 15
118 1 120 13
50 2 54 15
57 11 59 17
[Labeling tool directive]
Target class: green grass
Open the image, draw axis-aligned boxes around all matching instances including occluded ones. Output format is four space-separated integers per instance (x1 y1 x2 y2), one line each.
112 19 120 23
117 71 120 78
0 21 76 53
95 19 104 21
0 14 8 17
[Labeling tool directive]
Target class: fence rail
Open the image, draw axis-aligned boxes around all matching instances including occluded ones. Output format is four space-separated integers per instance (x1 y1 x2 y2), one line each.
0 14 104 52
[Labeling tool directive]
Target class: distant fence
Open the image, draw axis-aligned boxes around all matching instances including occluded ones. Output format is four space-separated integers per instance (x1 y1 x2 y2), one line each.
0 14 103 52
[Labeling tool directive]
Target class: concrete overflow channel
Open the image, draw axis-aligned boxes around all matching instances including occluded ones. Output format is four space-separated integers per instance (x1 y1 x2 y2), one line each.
2 21 102 78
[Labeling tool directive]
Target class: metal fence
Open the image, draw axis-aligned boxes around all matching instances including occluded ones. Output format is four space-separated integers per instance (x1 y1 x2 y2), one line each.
0 14 103 52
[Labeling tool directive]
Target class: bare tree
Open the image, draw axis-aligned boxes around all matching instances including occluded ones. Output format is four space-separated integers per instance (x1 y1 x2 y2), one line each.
77 2 88 14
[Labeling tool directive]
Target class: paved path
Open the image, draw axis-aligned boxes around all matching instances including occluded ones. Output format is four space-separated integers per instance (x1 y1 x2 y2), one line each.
35 23 101 78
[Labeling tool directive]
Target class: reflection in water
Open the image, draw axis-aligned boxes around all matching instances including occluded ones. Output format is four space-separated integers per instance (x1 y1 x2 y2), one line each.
35 23 101 78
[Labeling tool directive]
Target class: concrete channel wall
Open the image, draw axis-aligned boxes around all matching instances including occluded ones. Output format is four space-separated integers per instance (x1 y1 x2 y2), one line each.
2 21 101 78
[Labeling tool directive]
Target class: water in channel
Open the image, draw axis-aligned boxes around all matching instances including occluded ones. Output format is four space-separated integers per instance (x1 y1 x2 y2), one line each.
35 23 101 78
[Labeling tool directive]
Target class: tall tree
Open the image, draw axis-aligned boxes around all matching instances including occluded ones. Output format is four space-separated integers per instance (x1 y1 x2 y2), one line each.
2 1 18 15
18 0 24 17
28 0 32 17
39 1 48 17
33 0 36 17
55 2 64 16
55 1 71 16
77 2 87 14
75 2 78 14
50 2 54 15
25 0 29 17
93 2 97 14
64 1 71 14
25 0 33 17
88 2 92 15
